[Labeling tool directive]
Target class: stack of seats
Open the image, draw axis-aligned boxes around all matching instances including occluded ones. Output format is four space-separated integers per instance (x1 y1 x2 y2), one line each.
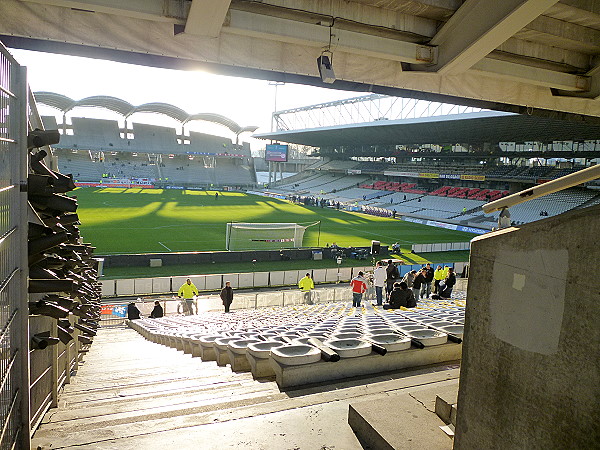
27 130 101 351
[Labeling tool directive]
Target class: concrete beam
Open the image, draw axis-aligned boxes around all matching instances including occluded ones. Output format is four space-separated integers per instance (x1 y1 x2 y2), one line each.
224 10 436 65
20 0 185 23
518 14 600 54
473 58 590 91
429 0 560 74
184 0 231 38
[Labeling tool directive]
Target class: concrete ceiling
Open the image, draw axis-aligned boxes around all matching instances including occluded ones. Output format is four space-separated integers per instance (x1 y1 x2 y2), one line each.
1 0 599 120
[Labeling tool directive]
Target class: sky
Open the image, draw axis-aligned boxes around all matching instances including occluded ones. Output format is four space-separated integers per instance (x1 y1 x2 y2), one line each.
10 48 359 148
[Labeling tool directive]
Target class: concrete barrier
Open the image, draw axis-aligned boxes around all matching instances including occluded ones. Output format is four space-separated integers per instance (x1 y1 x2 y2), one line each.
283 270 300 285
204 274 222 290
269 271 285 286
152 277 171 294
238 273 253 288
253 272 269 287
101 262 467 298
134 278 153 295
115 279 134 296
100 280 115 297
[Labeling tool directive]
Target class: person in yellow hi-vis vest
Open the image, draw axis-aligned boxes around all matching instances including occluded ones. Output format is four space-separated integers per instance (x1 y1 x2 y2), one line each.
433 265 445 294
177 278 199 315
298 273 315 305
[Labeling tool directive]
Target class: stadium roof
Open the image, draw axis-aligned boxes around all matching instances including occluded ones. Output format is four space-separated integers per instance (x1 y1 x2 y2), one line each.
34 92 258 135
254 111 600 147
3 1 600 122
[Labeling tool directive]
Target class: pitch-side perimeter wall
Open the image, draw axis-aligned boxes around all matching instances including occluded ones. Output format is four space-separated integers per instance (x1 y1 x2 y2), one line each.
99 262 467 298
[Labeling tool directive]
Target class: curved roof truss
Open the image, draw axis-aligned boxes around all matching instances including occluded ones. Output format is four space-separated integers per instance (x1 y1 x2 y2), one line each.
33 91 258 135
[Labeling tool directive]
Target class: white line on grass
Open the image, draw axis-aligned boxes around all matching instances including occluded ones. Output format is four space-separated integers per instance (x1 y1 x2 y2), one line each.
158 242 172 251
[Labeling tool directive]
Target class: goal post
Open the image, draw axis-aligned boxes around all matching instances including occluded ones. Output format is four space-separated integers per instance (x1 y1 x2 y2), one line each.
225 222 320 251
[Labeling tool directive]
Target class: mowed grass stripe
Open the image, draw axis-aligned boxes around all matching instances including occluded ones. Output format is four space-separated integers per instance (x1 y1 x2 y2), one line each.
71 188 476 254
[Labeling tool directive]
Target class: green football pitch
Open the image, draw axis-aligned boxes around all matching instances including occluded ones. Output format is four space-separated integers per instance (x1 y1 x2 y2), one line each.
71 187 476 255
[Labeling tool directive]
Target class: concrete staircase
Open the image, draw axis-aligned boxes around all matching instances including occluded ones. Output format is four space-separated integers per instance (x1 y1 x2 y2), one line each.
32 325 459 449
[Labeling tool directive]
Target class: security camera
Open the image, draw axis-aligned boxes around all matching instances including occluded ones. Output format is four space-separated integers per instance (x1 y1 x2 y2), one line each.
317 54 336 84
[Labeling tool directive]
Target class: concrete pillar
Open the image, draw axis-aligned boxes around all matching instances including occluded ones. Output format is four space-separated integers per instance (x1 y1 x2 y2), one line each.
454 205 600 449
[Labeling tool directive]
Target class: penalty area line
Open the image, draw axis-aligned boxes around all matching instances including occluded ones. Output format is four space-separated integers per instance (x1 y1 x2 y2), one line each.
158 242 172 251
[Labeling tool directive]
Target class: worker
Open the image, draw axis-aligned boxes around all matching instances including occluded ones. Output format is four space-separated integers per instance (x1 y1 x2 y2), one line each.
298 272 315 304
433 265 445 294
177 278 199 315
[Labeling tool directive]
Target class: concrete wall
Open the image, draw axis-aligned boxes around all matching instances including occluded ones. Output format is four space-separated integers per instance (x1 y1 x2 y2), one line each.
454 205 600 449
100 262 462 297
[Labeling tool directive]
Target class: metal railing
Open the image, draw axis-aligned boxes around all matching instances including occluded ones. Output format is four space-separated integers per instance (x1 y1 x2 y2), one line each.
0 40 28 450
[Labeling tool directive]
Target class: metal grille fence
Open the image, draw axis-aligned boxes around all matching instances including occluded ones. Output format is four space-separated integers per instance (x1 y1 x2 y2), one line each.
0 43 25 450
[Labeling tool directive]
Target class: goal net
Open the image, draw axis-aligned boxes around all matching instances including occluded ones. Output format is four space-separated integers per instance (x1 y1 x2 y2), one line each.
226 222 319 251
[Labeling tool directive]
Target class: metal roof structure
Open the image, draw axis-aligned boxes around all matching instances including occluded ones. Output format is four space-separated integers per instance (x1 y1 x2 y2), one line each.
33 92 259 135
2 0 599 122
254 111 600 147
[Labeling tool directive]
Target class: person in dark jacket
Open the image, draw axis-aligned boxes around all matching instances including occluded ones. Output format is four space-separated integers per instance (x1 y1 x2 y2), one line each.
421 263 434 299
127 302 141 320
439 267 456 298
150 301 163 318
412 268 427 301
384 282 416 309
220 281 234 313
385 260 400 298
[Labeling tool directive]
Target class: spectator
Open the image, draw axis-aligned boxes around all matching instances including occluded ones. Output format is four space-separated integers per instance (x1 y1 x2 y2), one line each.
440 267 456 298
350 271 368 308
127 302 141 320
298 272 315 304
384 282 416 309
177 278 199 315
220 281 234 313
372 261 386 306
421 263 434 299
412 268 427 301
402 270 417 289
385 259 400 298
150 301 164 318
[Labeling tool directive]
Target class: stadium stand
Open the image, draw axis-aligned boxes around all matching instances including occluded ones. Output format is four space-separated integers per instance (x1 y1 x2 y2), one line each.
69 117 122 151
130 123 180 153
188 131 235 155
56 149 104 181
102 153 158 179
